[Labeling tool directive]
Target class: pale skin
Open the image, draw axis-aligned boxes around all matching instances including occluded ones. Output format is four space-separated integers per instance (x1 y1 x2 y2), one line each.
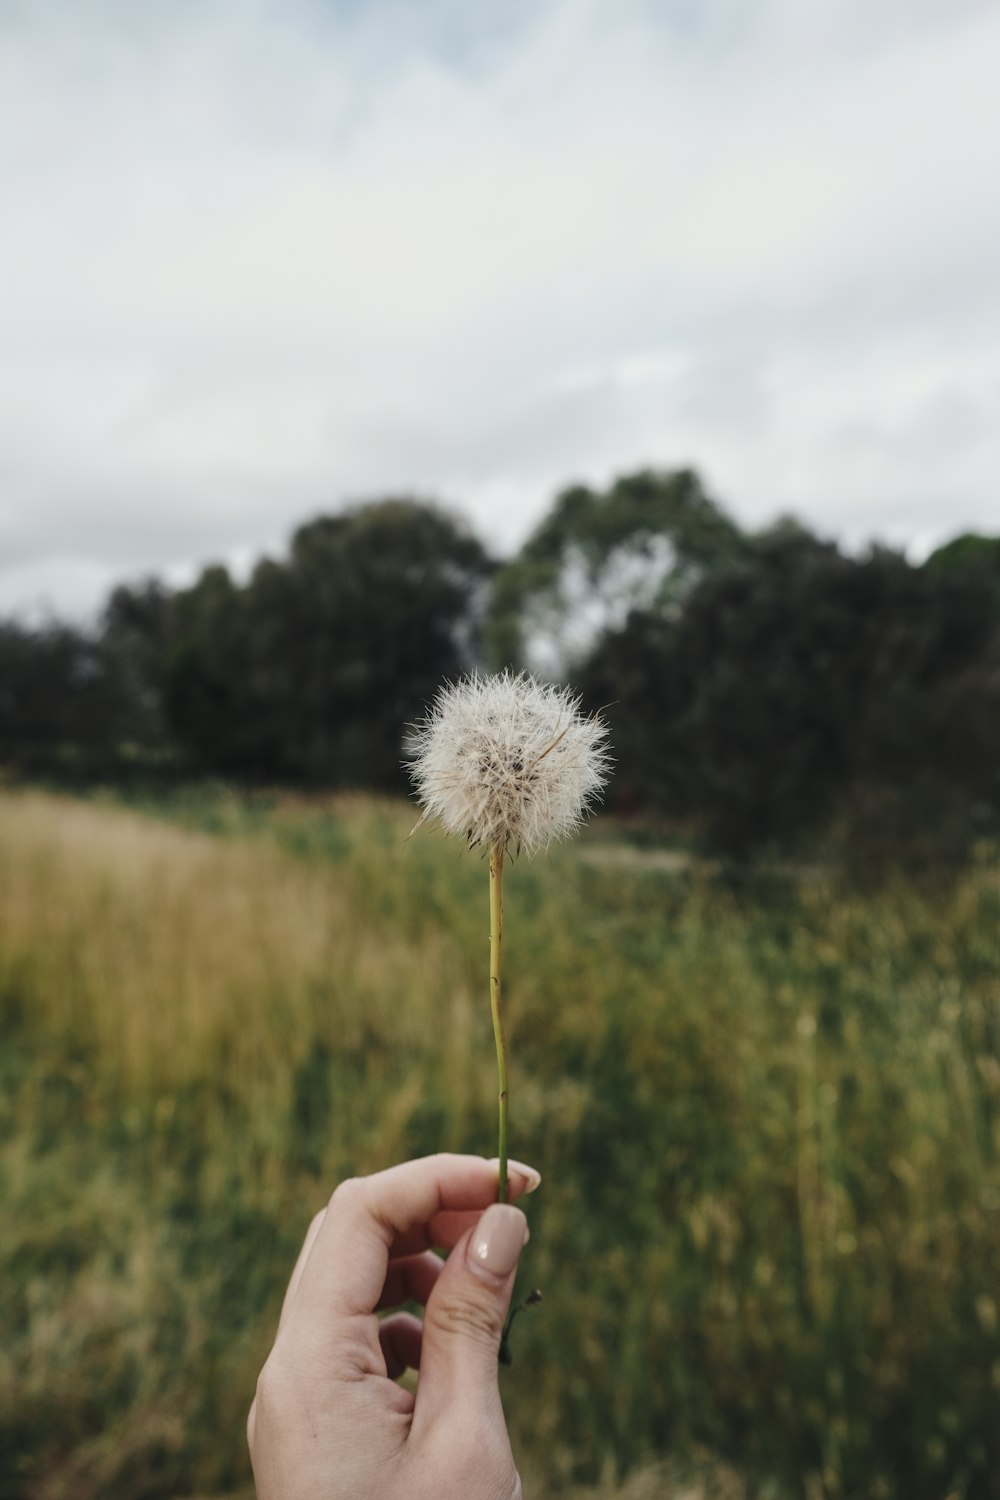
247 1153 540 1500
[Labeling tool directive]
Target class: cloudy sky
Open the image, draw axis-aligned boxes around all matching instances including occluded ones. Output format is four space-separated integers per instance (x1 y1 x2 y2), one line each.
2 0 998 619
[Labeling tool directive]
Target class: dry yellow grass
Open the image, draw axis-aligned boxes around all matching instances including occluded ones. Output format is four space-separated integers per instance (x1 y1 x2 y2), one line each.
0 788 460 1102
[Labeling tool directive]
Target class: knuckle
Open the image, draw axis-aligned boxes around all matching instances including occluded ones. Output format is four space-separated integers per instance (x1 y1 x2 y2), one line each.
428 1290 504 1348
252 1355 292 1428
252 1363 274 1415
246 1357 298 1470
427 1150 458 1170
328 1175 364 1212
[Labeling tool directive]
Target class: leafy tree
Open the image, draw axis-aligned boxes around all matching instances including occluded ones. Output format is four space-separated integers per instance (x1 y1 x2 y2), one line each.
275 499 494 785
163 499 495 786
0 620 125 775
484 468 749 674
163 565 267 775
581 533 1000 862
100 579 172 753
924 532 1000 605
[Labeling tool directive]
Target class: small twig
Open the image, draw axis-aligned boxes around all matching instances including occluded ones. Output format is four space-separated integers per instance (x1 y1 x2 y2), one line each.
499 1287 543 1367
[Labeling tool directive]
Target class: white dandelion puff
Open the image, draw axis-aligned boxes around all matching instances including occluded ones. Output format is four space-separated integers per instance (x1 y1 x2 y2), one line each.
406 669 611 1214
408 670 612 857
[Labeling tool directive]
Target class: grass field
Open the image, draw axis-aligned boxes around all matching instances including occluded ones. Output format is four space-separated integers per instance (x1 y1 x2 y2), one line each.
1 786 998 1499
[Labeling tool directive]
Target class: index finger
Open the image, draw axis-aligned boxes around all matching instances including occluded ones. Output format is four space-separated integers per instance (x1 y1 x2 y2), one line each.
288 1154 540 1329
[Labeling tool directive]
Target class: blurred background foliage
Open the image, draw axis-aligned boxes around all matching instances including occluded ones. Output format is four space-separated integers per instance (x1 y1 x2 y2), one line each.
1 469 997 872
0 791 997 1499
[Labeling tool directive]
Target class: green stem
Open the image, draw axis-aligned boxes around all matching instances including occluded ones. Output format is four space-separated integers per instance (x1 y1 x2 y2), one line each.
489 839 508 1204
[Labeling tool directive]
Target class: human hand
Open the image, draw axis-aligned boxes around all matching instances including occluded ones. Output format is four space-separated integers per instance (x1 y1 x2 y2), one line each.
247 1153 540 1500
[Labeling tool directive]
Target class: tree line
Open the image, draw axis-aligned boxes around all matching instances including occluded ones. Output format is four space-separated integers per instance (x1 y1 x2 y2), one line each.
2 470 998 865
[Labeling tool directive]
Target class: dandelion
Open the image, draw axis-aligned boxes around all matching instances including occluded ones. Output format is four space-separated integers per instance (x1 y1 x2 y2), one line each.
408 670 611 1201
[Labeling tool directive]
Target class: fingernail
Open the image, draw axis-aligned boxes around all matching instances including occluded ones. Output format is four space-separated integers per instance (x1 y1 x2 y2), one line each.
490 1158 542 1194
470 1205 528 1276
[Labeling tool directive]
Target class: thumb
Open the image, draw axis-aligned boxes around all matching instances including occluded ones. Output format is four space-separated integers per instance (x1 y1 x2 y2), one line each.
414 1203 528 1422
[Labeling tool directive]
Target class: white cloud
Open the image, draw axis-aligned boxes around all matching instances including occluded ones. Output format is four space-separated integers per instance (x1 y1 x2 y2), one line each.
1 0 999 618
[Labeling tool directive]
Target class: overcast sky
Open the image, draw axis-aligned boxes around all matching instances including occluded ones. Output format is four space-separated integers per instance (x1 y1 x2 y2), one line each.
2 0 999 620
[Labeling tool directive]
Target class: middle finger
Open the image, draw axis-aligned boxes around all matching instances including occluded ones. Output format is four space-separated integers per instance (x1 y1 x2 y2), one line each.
377 1250 443 1311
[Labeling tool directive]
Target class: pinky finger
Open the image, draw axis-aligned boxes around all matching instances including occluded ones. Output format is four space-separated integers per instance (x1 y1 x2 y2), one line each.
379 1311 424 1380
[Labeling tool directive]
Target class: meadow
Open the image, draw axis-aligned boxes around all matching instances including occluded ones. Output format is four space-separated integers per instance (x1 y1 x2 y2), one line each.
1 786 998 1500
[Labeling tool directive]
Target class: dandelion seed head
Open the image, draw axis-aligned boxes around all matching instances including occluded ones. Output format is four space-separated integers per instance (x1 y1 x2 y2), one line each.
408 670 612 856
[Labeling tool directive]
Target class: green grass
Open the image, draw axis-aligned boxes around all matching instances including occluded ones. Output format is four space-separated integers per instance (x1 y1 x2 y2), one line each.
1 787 998 1499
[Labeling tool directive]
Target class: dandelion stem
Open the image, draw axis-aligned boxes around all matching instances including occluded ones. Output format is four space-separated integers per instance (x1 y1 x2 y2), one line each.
489 839 509 1203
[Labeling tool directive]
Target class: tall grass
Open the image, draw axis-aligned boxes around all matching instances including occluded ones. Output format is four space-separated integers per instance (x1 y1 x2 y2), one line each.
1 788 998 1499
